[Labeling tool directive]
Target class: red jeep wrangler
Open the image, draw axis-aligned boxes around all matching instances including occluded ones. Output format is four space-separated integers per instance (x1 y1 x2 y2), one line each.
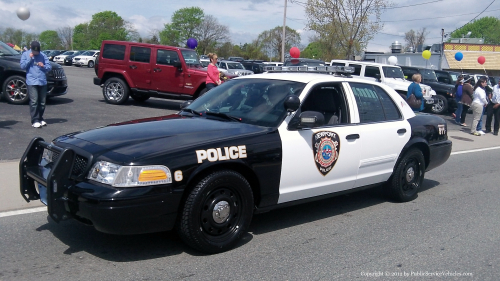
93 40 209 104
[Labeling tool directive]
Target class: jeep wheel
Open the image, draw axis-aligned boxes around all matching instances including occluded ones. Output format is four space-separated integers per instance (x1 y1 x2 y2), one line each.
177 170 254 254
103 77 129 104
430 95 448 115
88 60 95 68
388 148 425 202
2 75 29 104
198 87 208 97
130 93 150 102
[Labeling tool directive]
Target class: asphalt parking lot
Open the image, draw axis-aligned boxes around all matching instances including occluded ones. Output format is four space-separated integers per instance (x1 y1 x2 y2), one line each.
0 65 183 160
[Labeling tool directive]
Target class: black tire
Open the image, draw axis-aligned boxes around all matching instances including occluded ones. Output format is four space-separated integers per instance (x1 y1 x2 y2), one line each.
388 149 425 202
177 170 254 254
88 60 94 68
2 75 29 104
102 77 129 104
430 95 448 115
130 92 150 102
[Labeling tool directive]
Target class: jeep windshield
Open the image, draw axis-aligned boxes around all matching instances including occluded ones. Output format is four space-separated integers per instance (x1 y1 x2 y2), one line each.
186 78 306 127
421 69 438 82
0 41 20 56
181 50 202 68
382 66 405 79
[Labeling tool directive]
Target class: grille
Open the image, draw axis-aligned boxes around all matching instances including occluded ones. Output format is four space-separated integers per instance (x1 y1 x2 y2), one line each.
50 151 88 177
50 69 66 79
75 58 80 61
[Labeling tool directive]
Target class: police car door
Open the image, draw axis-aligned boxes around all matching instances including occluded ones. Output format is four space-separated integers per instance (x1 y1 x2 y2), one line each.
278 82 361 204
347 82 411 187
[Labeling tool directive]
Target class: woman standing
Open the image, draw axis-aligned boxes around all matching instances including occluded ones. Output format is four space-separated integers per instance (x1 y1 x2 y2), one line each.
459 77 474 127
406 73 424 112
452 76 463 124
470 77 489 136
206 53 221 91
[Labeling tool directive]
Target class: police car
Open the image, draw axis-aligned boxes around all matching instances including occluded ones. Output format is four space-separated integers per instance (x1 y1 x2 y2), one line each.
20 66 452 254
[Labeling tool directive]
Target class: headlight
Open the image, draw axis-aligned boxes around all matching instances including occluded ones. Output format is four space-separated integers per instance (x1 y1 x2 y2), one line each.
87 161 172 187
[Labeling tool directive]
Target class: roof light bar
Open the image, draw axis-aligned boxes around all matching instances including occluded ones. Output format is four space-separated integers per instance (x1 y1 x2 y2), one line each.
264 65 354 75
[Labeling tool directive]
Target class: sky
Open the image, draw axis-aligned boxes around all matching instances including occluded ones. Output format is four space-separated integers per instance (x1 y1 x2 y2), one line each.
1 0 499 54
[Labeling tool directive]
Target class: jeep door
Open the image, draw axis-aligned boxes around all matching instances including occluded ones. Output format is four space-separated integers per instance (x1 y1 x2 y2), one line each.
151 48 184 94
127 45 152 90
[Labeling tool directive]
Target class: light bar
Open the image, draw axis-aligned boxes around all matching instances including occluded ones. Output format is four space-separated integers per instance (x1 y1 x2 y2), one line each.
264 65 354 74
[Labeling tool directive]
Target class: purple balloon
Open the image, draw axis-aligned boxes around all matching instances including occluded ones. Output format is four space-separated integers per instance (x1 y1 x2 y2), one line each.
187 38 197 49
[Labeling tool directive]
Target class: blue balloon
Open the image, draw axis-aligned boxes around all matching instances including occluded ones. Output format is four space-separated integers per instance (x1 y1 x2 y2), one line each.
455 52 463 61
187 38 197 49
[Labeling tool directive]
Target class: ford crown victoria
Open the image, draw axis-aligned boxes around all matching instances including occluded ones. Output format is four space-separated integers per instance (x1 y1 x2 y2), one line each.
20 66 452 254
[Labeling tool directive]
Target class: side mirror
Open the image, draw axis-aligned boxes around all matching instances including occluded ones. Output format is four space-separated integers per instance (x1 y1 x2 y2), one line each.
284 95 300 112
173 61 182 70
298 111 325 129
180 100 192 109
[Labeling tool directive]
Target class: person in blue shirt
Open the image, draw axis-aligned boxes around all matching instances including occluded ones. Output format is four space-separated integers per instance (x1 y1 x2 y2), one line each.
20 41 52 128
407 73 424 112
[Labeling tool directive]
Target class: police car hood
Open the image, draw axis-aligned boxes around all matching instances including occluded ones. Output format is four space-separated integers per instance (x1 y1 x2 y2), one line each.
54 115 270 161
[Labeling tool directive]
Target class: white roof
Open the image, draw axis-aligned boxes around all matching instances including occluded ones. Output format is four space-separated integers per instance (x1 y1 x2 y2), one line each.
331 59 400 68
235 72 375 84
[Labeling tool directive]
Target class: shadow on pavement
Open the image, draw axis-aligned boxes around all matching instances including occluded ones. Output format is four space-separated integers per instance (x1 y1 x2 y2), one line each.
44 118 68 124
0 120 19 129
46 97 74 105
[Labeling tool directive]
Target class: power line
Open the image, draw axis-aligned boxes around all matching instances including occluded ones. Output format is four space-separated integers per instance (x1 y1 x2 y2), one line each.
449 0 496 34
381 7 500 22
383 0 444 9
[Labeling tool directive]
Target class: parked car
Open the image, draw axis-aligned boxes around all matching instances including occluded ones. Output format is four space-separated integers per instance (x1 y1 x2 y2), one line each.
20 66 451 254
0 41 68 104
46 50 66 62
434 70 462 85
227 56 244 62
200 58 209 67
263 61 283 67
94 40 212 104
400 66 456 114
241 60 265 74
53 50 79 64
217 60 254 76
284 58 327 66
73 50 100 68
63 50 85 66
330 60 436 109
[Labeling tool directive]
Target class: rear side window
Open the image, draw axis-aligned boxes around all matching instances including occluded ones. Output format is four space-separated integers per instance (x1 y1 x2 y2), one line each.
349 64 362 76
156 49 179 66
102 44 126 60
402 68 418 81
130 46 151 63
364 66 380 78
349 82 401 123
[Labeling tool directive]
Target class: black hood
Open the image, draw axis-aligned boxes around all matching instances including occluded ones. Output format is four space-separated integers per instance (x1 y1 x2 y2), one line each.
54 115 271 162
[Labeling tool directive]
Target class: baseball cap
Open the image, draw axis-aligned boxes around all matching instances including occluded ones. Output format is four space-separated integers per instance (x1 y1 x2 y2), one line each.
30 41 41 52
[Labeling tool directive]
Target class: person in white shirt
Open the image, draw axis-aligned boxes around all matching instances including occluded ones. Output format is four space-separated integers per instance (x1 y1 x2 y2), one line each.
485 79 500 135
471 77 489 136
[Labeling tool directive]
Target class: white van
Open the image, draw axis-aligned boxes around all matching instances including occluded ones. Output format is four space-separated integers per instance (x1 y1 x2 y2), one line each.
330 60 436 106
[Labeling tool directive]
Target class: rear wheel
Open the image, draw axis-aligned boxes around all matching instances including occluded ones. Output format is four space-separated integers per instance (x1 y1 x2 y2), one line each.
2 75 29 104
88 60 95 68
430 95 448 115
388 149 425 202
102 77 129 104
177 170 254 254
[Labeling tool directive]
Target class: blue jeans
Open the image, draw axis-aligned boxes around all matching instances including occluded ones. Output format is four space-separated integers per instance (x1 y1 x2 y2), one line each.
28 85 47 124
477 106 486 131
454 102 463 123
206 83 217 91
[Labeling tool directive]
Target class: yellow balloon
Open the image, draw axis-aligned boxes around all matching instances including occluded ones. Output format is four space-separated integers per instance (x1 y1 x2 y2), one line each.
422 50 431 60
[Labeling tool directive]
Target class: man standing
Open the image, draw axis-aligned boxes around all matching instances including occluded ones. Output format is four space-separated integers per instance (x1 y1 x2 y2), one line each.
20 41 51 128
487 79 500 135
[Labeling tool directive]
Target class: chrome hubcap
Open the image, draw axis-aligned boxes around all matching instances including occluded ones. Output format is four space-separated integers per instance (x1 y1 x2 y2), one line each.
106 82 123 101
212 201 230 224
406 167 415 182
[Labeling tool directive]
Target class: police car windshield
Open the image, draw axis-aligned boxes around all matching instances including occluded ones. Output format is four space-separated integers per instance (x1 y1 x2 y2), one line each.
382 66 405 79
187 78 306 127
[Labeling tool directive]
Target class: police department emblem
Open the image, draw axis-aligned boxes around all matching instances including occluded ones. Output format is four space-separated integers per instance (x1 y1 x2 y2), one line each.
313 131 340 176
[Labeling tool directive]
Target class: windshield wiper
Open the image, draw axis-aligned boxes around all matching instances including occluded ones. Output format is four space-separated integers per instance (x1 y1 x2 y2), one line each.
180 108 202 116
205 111 242 122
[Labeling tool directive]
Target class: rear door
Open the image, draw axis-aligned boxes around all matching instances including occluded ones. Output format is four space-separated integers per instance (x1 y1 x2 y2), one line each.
151 48 184 94
127 45 152 90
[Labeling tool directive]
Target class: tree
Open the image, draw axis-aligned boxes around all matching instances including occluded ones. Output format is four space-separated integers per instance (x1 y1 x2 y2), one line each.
257 26 301 60
159 7 204 47
58 26 74 50
216 41 234 59
39 30 62 50
306 0 389 59
449 16 500 45
72 23 89 50
197 15 230 54
301 41 324 60
404 28 428 51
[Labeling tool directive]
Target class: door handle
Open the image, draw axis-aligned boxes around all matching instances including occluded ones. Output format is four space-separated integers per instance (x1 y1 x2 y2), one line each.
346 134 360 140
397 129 407 134
154 68 162 72
129 65 137 69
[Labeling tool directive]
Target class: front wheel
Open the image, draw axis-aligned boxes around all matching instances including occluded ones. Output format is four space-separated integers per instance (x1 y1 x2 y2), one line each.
177 170 254 254
2 75 29 104
103 77 129 104
430 95 448 115
387 149 425 202
88 60 95 68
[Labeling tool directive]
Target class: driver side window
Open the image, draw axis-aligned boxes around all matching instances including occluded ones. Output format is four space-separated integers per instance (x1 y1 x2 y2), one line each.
299 83 348 126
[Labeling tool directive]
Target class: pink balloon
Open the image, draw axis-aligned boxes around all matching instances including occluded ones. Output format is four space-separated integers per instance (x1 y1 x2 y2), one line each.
478 56 486 65
290 47 300 58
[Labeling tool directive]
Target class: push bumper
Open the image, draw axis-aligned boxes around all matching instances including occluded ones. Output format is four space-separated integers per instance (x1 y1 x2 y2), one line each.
93 77 101 86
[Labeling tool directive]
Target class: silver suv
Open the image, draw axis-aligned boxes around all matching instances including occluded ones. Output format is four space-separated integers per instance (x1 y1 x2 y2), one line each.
217 60 254 76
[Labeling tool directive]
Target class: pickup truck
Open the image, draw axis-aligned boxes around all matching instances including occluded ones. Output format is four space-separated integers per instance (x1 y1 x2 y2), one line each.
94 40 211 104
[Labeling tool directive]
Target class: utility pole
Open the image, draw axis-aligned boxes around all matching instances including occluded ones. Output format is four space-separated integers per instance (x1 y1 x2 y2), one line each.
281 0 287 62
438 28 444 70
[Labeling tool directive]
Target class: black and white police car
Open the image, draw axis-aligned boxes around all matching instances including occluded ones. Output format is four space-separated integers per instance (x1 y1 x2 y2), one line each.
20 66 452 254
